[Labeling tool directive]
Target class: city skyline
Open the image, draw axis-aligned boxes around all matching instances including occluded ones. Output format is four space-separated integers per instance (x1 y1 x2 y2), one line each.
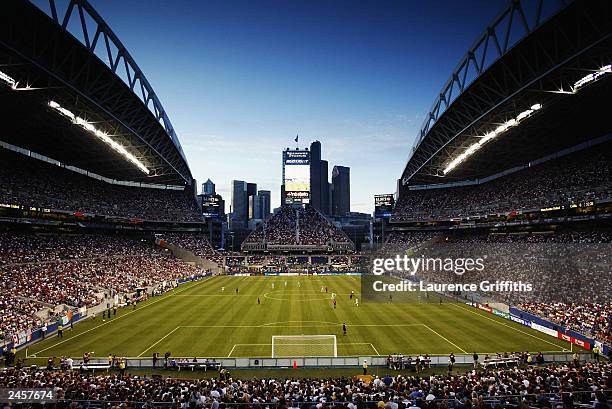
51 0 508 213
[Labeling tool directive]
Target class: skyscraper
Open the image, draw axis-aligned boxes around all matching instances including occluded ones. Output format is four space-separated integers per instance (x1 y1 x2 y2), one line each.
320 159 330 215
247 182 258 221
331 165 350 216
230 180 248 229
310 141 322 210
309 140 330 215
258 190 271 219
202 179 215 195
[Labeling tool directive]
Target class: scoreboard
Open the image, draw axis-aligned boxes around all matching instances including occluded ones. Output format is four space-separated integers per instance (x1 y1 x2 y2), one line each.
374 194 394 218
283 149 310 204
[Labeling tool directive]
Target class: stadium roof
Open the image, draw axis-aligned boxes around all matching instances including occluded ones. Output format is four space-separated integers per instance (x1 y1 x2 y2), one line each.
401 0 612 186
0 0 193 186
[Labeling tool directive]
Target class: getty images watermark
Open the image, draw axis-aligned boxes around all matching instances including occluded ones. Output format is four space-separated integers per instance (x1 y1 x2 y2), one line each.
367 255 533 296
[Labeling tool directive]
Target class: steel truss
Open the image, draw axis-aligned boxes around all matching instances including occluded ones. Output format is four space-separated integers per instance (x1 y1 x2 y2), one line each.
0 0 192 185
402 0 612 185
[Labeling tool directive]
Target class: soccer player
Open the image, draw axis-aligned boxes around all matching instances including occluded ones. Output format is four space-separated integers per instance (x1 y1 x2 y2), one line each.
272 282 275 289
235 288 239 293
350 291 354 300
355 298 359 307
257 297 260 305
333 299 337 309
321 286 324 292
343 322 347 335
221 287 225 292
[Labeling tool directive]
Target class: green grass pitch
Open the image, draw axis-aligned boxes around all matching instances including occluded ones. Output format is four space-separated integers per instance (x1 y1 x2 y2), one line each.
23 276 572 361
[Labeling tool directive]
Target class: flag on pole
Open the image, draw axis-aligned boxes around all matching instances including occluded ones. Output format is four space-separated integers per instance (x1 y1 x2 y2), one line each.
294 134 299 143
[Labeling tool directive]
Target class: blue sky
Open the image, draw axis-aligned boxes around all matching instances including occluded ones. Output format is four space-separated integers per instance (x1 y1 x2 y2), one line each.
50 0 508 213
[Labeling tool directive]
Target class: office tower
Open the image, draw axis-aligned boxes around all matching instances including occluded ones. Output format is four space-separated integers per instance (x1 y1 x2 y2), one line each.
320 159 330 215
258 190 271 219
202 179 215 195
230 180 248 229
246 182 257 221
310 141 322 210
331 165 350 216
309 140 331 214
249 194 261 220
247 183 257 198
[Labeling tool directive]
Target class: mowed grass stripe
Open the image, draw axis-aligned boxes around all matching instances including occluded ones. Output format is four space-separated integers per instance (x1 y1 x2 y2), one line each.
29 279 209 357
21 276 575 361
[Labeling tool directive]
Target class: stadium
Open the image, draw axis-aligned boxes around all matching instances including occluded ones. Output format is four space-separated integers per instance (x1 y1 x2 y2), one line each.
0 0 610 407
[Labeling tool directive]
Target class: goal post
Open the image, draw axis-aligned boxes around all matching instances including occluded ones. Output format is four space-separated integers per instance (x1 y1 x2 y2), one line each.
271 335 337 357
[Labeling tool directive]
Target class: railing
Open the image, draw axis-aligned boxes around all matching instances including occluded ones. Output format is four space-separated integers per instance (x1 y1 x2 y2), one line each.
70 352 590 370
14 390 610 408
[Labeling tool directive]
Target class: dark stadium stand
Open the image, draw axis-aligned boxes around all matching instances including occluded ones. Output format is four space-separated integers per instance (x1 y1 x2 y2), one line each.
0 362 609 406
518 303 611 346
382 230 611 307
0 0 610 401
158 233 217 258
242 204 355 252
0 233 204 339
392 142 612 221
0 149 202 222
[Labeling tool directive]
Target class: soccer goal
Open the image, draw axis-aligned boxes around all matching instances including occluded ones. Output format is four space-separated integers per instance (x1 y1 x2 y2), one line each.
271 335 337 357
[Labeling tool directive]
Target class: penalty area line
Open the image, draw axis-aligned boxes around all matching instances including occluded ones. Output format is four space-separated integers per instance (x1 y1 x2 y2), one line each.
370 343 380 355
137 326 181 357
422 324 467 354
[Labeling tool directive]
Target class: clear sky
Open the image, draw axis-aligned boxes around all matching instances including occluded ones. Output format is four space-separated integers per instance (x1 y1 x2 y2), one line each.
50 0 508 213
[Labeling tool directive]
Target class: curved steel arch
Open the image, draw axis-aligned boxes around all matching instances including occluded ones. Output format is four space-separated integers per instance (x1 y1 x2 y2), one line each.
413 0 571 152
32 0 188 165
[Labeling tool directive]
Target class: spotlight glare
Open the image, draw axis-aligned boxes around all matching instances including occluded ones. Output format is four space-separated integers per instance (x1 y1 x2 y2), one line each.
443 103 543 175
47 100 150 175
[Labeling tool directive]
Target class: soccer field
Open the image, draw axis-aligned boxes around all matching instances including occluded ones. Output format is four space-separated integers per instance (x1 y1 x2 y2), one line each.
24 276 572 360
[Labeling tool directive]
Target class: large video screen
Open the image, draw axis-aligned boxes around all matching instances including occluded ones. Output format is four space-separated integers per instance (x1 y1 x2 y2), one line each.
283 150 310 203
374 194 394 218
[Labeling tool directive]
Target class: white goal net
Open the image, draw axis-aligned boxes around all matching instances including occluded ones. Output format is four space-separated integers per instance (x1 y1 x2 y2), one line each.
271 335 337 357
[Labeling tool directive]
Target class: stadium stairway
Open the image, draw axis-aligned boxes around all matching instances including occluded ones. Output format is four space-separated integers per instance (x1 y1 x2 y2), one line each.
158 240 222 273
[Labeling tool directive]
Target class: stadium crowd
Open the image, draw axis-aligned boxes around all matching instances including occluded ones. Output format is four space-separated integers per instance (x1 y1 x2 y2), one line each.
0 233 204 340
392 143 612 221
381 230 611 345
381 232 440 255
244 205 353 248
0 149 202 222
0 361 609 406
517 303 611 345
385 230 611 304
